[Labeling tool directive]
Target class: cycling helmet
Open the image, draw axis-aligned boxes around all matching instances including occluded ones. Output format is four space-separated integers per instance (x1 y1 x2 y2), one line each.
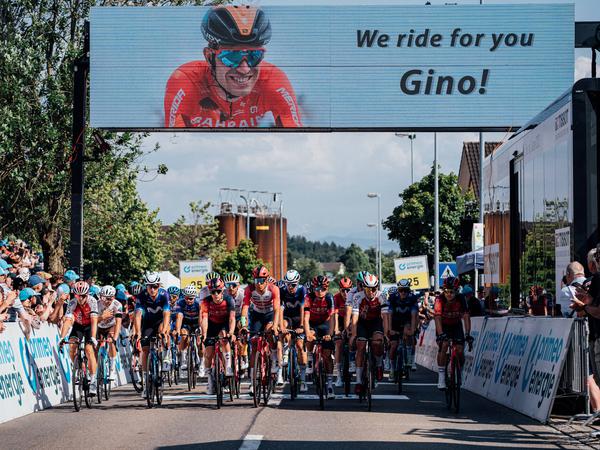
363 273 379 289
129 281 139 289
462 285 474 295
388 286 398 296
100 285 116 298
144 272 161 285
284 270 300 284
356 271 370 287
252 265 270 279
167 286 180 296
223 272 241 285
116 290 128 302
89 285 101 297
115 283 126 292
131 283 143 296
207 278 225 291
311 275 330 291
182 285 198 298
72 281 90 295
205 271 220 282
397 278 412 289
202 5 272 49
442 276 460 291
338 277 353 289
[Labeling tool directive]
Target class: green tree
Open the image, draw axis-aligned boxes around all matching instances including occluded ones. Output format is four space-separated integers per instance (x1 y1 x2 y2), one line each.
83 168 163 283
161 201 227 275
214 239 265 283
295 257 323 283
382 250 399 284
0 2 171 273
383 167 479 269
339 244 375 277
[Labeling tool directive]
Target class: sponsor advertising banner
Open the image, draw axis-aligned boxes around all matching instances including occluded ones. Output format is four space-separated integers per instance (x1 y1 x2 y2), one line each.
90 4 573 130
179 259 212 289
394 255 430 289
487 317 573 422
459 317 486 387
0 323 131 424
415 321 437 372
462 317 508 397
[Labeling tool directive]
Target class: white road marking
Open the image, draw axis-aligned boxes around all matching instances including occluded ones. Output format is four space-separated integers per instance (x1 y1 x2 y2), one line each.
163 393 409 401
239 434 263 450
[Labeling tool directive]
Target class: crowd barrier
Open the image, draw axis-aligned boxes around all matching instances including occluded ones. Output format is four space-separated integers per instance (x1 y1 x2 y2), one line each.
416 316 575 423
0 322 133 424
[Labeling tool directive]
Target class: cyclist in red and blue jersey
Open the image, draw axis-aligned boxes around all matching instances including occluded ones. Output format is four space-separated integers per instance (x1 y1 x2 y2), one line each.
280 269 308 388
304 275 337 399
164 5 302 129
133 272 171 398
173 285 201 371
386 279 419 379
201 277 236 395
350 273 389 393
241 265 281 396
434 276 472 390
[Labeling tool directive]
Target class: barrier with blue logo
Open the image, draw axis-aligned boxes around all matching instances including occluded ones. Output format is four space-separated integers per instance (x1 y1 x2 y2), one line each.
416 316 573 423
0 323 132 424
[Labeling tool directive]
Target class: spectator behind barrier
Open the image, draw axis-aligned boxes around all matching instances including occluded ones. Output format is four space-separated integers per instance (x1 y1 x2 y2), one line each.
557 261 587 317
527 285 548 316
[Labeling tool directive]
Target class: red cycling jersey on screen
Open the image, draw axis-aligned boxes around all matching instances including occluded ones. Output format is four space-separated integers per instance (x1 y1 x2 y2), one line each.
164 61 302 128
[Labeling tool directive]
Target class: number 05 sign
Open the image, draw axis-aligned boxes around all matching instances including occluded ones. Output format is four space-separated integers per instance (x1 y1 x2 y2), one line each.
394 256 430 289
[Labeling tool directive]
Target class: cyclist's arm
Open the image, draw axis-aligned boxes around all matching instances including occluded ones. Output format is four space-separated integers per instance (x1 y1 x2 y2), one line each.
175 313 183 333
201 312 208 338
228 309 236 337
272 286 281 331
90 315 98 340
59 317 73 340
462 312 471 336
410 310 418 335
303 299 311 337
266 67 302 128
161 310 171 335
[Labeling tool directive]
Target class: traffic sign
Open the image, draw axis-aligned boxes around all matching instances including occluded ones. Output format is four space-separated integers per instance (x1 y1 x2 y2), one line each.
438 262 457 287
394 256 430 289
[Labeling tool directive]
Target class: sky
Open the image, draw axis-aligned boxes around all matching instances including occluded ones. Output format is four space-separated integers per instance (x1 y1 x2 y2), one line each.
136 0 600 252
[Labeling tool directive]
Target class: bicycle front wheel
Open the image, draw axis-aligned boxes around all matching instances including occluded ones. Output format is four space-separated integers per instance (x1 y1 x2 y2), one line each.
366 350 373 412
289 349 297 400
252 351 262 408
342 346 351 397
156 352 164 406
263 354 273 406
146 352 156 408
215 352 223 409
317 361 325 410
452 361 461 414
72 362 83 412
187 345 194 391
445 362 452 410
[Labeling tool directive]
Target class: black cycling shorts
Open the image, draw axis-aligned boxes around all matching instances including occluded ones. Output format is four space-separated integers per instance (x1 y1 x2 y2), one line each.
249 310 274 335
356 317 384 340
69 322 92 343
310 322 334 350
441 323 465 345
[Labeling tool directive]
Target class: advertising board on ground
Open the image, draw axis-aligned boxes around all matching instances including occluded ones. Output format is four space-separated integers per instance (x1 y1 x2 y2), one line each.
90 4 573 130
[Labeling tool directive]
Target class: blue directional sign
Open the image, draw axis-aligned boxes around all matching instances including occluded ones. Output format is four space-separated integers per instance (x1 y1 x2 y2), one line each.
439 262 457 287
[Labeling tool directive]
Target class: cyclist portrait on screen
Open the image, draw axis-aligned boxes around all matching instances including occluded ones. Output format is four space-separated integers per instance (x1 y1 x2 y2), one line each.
164 4 302 128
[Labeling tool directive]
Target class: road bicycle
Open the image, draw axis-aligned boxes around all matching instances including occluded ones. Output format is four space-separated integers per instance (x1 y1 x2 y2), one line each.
186 330 202 391
166 335 181 387
212 335 236 408
284 329 301 400
62 338 93 411
392 335 410 394
96 337 113 402
126 336 144 393
444 337 473 414
145 335 165 408
337 332 352 397
311 336 328 410
357 338 376 412
250 330 275 408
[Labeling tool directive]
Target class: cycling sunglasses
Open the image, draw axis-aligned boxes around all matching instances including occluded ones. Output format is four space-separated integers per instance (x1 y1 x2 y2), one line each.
147 284 160 289
225 282 239 288
443 288 456 295
254 277 267 284
211 289 223 295
286 282 299 288
215 49 265 69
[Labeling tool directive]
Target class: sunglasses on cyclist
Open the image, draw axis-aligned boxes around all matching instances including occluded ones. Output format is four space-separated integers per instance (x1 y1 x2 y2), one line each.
215 48 265 69
147 284 160 290
286 283 298 288
443 288 456 295
399 288 411 293
254 277 267 284
211 289 223 295
314 286 326 292
226 282 239 289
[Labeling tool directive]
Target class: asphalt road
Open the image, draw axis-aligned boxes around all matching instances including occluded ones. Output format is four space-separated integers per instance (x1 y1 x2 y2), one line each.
0 367 585 450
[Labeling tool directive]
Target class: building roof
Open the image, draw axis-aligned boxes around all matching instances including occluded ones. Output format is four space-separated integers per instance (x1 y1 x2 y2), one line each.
322 262 345 274
458 142 501 201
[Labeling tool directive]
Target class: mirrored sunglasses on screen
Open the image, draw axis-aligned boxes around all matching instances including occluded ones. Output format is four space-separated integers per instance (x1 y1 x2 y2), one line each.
216 49 265 68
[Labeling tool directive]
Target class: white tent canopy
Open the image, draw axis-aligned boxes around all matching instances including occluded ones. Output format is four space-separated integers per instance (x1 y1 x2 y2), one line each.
159 271 180 288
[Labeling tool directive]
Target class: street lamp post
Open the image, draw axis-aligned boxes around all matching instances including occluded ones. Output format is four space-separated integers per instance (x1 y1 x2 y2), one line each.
395 133 417 184
240 195 250 239
367 223 378 278
367 193 382 283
